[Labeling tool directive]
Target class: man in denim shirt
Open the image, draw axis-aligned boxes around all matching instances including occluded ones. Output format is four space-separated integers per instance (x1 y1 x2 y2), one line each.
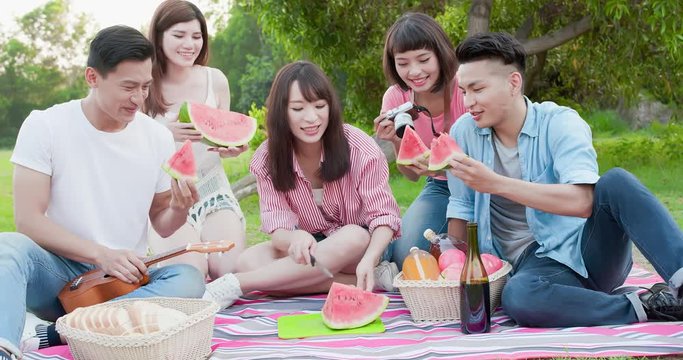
446 32 683 327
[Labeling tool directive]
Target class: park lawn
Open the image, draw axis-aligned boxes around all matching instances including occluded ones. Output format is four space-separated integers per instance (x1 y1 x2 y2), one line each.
0 149 681 245
0 152 13 232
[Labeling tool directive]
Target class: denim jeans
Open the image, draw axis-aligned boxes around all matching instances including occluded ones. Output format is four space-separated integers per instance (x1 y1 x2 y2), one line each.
502 168 683 327
384 177 450 268
0 232 205 355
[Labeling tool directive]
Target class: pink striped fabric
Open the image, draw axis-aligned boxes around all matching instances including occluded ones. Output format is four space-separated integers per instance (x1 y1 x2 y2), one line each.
250 124 401 237
26 265 683 360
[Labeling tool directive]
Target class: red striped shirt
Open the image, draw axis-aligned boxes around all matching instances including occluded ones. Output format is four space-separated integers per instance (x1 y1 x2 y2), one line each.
250 124 401 239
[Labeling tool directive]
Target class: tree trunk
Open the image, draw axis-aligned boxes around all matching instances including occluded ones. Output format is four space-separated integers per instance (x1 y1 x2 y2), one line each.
467 0 493 35
231 173 257 200
375 135 396 163
521 16 593 55
525 51 547 94
515 15 534 41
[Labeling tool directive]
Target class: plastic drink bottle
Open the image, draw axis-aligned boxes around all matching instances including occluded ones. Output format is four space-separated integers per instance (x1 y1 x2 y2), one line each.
402 247 440 280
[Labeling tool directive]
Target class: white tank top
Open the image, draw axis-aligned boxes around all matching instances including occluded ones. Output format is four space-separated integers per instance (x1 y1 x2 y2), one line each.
156 67 232 200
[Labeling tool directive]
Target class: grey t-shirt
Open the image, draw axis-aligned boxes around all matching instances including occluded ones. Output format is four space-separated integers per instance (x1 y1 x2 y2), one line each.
490 132 536 265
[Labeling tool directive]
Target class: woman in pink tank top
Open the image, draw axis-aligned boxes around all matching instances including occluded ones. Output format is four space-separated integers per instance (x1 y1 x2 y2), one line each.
144 0 247 280
374 12 467 269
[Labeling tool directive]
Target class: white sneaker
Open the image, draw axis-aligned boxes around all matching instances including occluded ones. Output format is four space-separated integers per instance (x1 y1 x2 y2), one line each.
19 336 40 353
20 312 50 353
21 312 47 339
374 261 399 292
203 273 243 309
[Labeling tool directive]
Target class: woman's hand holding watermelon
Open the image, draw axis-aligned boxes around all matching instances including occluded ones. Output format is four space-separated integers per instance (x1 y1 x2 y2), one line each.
166 121 204 142
207 144 249 158
404 156 444 178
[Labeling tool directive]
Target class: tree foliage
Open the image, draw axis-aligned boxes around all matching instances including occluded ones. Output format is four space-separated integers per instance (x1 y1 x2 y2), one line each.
209 3 268 113
0 0 680 148
242 0 445 127
0 0 91 146
459 0 682 109
244 0 681 126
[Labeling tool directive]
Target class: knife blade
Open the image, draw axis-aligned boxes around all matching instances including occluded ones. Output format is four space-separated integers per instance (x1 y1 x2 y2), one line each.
310 255 334 278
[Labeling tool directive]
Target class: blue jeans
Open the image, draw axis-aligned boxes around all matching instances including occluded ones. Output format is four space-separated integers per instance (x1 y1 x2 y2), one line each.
502 168 683 327
0 232 205 354
385 178 450 268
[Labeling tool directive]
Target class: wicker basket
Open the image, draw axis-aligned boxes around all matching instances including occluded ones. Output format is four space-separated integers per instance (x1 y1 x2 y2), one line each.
55 297 219 360
394 261 512 322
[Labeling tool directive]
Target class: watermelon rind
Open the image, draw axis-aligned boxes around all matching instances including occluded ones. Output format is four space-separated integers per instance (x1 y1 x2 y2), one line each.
163 139 198 182
178 102 257 147
162 163 198 182
427 134 466 171
396 126 430 165
321 282 389 330
397 153 430 166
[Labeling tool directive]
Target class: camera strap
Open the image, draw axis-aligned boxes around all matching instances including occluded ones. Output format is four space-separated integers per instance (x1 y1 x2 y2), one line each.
414 104 439 137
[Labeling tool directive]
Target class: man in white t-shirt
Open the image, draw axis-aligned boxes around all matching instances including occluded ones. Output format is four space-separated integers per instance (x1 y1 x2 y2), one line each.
0 25 204 359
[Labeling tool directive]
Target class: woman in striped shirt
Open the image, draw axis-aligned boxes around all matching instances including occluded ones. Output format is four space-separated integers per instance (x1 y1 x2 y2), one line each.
203 61 402 309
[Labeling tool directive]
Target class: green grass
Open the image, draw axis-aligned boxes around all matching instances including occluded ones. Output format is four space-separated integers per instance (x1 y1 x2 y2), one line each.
2 143 682 242
585 110 630 138
0 152 13 232
226 153 683 245
3 143 682 360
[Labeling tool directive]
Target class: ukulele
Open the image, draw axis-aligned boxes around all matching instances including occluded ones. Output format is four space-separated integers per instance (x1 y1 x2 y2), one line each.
58 240 235 313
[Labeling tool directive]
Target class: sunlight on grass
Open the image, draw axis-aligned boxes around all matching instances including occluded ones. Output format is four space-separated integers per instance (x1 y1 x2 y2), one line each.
0 144 681 241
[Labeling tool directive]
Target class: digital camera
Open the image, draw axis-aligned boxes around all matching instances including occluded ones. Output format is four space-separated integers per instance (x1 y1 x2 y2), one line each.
386 101 418 138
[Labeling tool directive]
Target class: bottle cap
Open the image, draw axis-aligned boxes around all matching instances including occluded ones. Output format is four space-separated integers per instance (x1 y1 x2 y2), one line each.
423 229 437 243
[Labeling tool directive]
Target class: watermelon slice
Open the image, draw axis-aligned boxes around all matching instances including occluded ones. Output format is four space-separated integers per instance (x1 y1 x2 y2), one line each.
396 126 430 165
321 282 389 329
178 102 257 147
427 133 466 171
162 139 197 182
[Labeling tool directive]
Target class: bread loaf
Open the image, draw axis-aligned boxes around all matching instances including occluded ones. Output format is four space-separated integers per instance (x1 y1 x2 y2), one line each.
65 300 188 336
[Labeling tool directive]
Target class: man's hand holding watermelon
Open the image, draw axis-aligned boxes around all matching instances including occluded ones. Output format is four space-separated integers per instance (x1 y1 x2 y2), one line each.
168 178 200 212
447 156 502 195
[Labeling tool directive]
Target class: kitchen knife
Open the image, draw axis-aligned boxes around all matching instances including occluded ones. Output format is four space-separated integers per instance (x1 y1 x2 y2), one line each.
310 255 334 278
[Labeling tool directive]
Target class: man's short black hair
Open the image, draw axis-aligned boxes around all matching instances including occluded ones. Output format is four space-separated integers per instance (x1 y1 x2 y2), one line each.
87 25 154 77
455 32 526 77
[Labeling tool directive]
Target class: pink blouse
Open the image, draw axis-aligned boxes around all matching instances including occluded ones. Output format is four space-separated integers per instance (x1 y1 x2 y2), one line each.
381 80 466 180
250 124 401 239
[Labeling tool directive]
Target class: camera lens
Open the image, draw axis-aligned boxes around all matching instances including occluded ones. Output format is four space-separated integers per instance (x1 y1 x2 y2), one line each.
394 112 414 138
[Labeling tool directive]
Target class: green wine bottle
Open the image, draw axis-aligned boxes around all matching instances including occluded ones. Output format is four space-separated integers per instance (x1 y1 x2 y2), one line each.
459 222 491 334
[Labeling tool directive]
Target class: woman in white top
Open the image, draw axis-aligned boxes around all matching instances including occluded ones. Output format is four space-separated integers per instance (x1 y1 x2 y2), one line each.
145 0 247 279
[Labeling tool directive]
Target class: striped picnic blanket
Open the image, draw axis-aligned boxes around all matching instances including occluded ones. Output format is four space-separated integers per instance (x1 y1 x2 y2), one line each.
25 265 683 359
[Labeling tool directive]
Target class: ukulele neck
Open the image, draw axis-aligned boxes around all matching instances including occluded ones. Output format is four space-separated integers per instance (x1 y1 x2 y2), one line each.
144 247 190 267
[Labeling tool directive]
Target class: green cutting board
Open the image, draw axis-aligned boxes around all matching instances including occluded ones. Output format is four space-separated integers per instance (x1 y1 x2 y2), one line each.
277 313 385 339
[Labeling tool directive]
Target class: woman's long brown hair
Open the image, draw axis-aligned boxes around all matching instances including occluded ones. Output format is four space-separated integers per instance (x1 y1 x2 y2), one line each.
265 61 350 192
145 0 209 118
